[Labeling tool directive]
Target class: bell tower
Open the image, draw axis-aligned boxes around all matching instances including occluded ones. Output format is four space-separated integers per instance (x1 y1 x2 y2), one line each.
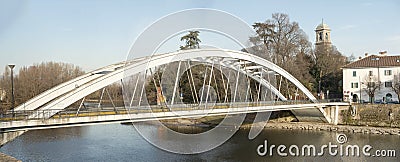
315 20 331 46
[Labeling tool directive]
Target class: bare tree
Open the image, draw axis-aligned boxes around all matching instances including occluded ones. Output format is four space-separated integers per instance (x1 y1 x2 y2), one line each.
347 53 356 63
251 13 311 69
250 13 315 98
392 74 400 101
363 75 381 103
0 62 84 111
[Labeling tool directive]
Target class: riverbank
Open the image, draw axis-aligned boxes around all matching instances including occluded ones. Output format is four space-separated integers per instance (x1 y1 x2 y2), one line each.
241 121 400 135
132 117 400 136
239 104 400 135
341 104 400 127
123 104 400 136
0 152 21 162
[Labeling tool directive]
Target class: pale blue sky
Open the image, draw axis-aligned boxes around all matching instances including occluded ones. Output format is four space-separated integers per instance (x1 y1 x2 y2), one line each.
1 0 399 73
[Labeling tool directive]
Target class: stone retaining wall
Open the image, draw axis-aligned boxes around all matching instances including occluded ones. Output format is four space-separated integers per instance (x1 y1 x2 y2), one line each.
241 122 400 135
340 104 400 127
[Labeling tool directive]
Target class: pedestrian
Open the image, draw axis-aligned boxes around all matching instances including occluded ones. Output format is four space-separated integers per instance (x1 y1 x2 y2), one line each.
388 109 393 127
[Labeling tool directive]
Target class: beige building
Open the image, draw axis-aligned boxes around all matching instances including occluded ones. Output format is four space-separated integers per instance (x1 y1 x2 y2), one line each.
342 51 400 103
315 22 331 46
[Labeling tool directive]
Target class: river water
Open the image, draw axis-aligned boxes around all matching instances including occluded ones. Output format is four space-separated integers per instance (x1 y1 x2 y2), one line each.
0 123 399 162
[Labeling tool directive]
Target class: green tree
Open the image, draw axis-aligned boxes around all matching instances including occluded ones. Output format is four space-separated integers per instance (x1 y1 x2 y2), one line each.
252 22 275 48
312 45 347 97
180 31 201 50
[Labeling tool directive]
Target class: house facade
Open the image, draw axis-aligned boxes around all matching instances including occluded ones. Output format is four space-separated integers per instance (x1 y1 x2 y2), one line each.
342 52 400 103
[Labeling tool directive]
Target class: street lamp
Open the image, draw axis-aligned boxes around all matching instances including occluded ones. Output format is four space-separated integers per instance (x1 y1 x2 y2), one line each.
8 64 15 117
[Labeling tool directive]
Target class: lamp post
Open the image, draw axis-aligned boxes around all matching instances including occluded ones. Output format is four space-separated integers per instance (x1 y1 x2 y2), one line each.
8 64 15 117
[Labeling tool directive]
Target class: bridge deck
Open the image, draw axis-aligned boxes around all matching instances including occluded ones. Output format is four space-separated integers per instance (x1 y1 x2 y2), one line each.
1 102 349 132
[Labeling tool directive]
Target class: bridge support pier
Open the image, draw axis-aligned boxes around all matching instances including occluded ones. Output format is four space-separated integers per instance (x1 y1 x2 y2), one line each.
333 105 339 125
0 130 26 147
327 105 340 125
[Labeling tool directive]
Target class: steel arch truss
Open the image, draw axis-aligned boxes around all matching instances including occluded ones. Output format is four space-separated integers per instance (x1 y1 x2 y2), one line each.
14 49 329 122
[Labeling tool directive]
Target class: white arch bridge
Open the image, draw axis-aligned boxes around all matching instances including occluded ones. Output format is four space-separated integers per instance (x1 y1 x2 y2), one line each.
1 49 348 144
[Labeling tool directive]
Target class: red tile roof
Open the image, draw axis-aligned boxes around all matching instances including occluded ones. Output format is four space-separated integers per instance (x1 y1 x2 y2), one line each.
342 55 400 68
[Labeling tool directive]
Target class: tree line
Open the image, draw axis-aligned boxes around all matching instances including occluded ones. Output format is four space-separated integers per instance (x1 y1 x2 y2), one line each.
0 62 125 112
158 13 347 102
0 62 84 111
249 13 347 99
144 13 349 104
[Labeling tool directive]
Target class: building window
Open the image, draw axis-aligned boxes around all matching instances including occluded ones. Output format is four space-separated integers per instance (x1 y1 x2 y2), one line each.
385 81 392 87
351 83 359 88
352 71 356 77
369 71 373 76
384 70 392 76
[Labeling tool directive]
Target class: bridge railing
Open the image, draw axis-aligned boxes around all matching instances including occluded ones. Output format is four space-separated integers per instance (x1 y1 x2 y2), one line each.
0 99 343 122
0 107 128 121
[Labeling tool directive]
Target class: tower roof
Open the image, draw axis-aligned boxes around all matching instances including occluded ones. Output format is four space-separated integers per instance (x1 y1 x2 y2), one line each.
316 23 330 31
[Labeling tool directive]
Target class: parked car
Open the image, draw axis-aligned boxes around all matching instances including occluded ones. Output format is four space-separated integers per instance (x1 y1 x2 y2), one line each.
374 99 383 104
387 101 399 104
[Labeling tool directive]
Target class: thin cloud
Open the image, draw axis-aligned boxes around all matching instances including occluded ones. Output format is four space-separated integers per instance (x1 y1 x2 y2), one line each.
339 25 357 30
387 35 400 41
362 2 373 6
61 28 73 32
